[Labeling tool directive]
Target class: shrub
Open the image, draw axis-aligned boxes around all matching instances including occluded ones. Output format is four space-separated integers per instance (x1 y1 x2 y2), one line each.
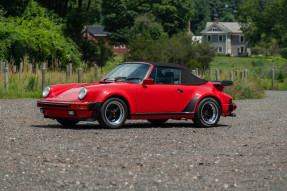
276 71 286 83
280 48 287 59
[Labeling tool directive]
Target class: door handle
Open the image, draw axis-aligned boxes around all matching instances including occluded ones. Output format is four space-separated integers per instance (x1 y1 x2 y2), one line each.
176 89 184 93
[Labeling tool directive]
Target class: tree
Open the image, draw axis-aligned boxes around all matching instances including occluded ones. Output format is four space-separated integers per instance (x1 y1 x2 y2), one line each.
102 0 194 37
129 14 167 40
94 38 113 75
238 0 287 48
190 0 211 35
0 1 81 66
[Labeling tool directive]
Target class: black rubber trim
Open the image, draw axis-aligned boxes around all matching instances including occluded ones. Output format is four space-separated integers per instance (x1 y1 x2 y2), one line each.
37 102 70 108
182 97 199 112
228 103 235 111
211 80 233 86
131 112 194 116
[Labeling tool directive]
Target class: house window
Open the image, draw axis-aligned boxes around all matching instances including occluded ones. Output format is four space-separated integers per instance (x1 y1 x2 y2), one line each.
218 46 223 53
120 44 125 49
114 45 119 49
219 35 223 42
212 27 218 31
208 35 211 41
240 47 244 53
240 35 244 43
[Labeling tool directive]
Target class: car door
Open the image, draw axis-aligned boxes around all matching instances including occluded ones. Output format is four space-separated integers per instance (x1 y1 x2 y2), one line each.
136 67 183 114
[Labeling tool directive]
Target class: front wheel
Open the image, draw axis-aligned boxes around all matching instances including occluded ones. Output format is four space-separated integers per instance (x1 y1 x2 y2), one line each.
56 119 79 127
98 98 128 129
193 98 221 127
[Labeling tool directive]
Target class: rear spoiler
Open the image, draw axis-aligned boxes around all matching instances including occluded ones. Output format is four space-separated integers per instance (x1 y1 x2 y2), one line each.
210 80 233 87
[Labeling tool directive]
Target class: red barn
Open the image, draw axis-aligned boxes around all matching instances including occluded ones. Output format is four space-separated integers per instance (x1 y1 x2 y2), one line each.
81 25 130 54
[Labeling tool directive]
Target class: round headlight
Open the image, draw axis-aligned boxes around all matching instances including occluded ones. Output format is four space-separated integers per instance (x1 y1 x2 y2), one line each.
79 88 87 100
43 86 50 98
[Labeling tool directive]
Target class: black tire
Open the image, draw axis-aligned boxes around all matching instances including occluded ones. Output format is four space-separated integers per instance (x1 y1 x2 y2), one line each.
193 97 221 127
98 98 128 129
56 119 79 127
147 119 168 125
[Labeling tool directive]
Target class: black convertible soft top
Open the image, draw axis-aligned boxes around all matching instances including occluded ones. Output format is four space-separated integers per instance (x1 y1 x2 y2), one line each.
124 62 208 85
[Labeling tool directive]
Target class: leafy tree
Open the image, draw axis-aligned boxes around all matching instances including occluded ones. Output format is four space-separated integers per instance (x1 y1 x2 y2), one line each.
238 0 287 48
0 1 81 66
190 0 211 35
94 38 114 75
80 40 100 67
102 0 194 37
127 32 215 70
129 14 167 40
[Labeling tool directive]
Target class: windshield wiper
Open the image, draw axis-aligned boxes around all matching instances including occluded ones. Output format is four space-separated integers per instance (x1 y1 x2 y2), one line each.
125 77 142 81
114 77 126 81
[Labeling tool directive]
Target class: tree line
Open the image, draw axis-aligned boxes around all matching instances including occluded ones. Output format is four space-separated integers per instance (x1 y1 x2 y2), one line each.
0 0 286 70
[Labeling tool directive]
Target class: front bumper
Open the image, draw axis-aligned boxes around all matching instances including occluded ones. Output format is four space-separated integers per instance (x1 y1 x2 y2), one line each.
37 100 102 121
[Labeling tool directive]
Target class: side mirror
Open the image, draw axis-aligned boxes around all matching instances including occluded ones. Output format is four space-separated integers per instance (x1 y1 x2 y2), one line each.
142 79 154 87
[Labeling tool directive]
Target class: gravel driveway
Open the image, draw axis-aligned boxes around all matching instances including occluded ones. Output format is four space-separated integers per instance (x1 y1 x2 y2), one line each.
0 90 286 190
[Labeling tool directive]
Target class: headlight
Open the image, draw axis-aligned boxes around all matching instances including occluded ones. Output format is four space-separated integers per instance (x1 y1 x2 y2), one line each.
78 88 87 100
43 86 50 98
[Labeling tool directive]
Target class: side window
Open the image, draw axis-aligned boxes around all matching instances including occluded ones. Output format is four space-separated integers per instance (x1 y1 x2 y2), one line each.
152 67 181 85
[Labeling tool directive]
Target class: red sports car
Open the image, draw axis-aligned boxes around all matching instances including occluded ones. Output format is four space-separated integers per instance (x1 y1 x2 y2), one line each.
37 62 236 128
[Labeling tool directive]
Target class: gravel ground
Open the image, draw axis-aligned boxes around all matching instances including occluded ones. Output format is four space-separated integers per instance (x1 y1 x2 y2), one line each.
0 90 286 191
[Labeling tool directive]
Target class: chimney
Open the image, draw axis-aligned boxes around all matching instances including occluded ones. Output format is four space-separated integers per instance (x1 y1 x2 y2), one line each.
215 18 219 24
187 20 193 35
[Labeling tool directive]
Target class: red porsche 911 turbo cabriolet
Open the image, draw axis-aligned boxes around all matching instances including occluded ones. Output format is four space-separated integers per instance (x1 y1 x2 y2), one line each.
37 62 236 128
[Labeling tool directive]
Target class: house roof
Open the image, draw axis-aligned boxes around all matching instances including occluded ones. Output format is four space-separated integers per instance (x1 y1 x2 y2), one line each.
201 22 242 34
86 25 112 36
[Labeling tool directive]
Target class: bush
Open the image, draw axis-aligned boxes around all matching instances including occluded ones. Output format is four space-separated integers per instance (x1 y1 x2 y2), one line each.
280 48 287 59
276 71 286 83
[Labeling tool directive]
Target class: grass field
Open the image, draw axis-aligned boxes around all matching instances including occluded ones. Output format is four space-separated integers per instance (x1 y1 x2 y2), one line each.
0 55 287 99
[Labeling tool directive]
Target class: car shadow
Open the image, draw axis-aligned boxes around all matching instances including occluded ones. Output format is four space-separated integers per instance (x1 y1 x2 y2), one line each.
31 121 228 130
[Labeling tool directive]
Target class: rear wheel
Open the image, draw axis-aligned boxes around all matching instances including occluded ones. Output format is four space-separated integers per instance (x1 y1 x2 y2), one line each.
193 97 221 127
98 98 128 129
56 119 79 127
147 119 168 125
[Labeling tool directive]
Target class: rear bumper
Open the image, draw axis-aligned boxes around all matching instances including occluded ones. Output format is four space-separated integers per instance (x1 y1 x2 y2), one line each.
222 103 237 116
37 100 102 121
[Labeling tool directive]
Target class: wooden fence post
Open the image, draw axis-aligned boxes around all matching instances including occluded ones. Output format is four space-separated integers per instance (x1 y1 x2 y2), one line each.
78 68 82 83
236 70 239 80
94 64 98 81
215 69 219 81
19 62 23 75
196 68 198 76
35 64 39 74
240 71 243 80
13 65 17 73
244 69 248 81
210 68 212 80
5 64 8 90
28 64 33 73
230 70 233 81
272 69 275 89
42 63 46 90
69 63 72 77
66 65 70 80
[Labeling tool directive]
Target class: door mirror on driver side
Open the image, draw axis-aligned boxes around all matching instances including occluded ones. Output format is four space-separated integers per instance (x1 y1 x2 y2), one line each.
142 79 154 86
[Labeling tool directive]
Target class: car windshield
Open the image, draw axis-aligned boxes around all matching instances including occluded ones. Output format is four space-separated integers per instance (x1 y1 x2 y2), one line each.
101 63 151 84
